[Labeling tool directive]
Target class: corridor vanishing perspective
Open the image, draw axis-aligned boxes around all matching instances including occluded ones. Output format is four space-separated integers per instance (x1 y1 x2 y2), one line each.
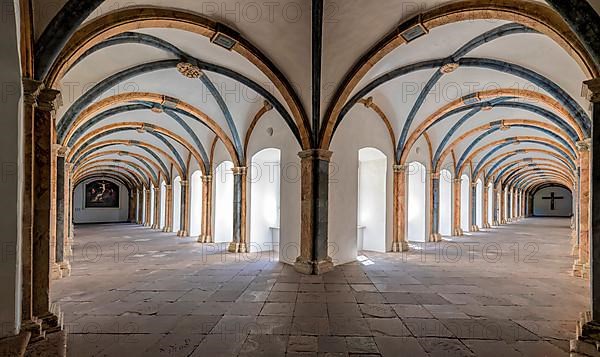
1 0 600 356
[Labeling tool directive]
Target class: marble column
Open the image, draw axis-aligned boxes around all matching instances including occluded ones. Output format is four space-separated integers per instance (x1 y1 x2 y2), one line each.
574 138 592 278
452 178 464 236
570 78 600 354
482 183 490 229
506 187 512 222
136 189 143 224
163 185 173 232
499 186 507 224
392 164 410 252
177 180 190 237
54 147 70 278
32 87 62 332
128 189 136 223
429 172 442 242
492 184 500 226
294 150 335 275
199 176 213 242
470 182 479 232
152 186 161 229
144 188 151 227
21 78 43 336
229 167 248 253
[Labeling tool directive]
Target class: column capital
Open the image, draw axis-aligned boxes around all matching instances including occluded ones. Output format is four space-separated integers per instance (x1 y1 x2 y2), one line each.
298 149 333 161
582 78 600 103
22 78 44 106
393 164 406 173
576 138 592 152
165 184 172 189
453 178 462 183
180 180 189 187
201 175 213 183
36 88 63 113
232 166 247 175
431 172 440 179
52 144 69 157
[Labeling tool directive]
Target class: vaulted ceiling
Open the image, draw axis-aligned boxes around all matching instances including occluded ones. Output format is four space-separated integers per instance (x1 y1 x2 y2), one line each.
33 0 599 192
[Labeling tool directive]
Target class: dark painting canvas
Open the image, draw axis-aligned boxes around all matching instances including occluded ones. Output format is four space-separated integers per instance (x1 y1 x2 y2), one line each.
85 180 120 208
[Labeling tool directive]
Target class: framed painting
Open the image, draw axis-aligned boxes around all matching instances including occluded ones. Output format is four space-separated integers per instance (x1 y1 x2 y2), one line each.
85 180 120 208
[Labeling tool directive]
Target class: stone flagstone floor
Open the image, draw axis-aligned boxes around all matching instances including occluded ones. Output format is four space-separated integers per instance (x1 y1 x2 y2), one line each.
53 218 587 356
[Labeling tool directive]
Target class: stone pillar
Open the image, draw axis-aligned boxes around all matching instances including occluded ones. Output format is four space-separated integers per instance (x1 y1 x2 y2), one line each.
499 186 506 224
144 188 151 227
574 138 592 278
177 180 190 237
62 163 73 270
54 147 70 279
452 178 464 236
470 182 479 232
128 189 136 223
506 187 512 222
482 183 490 228
294 150 335 275
21 78 43 337
136 189 143 224
229 167 248 253
152 186 161 229
429 172 442 242
513 188 519 221
570 78 600 355
392 164 410 252
163 185 173 232
32 87 62 332
199 176 213 242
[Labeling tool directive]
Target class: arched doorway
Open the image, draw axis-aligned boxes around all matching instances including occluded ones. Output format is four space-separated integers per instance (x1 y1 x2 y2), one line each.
357 148 387 252
439 169 452 236
190 171 203 237
214 161 234 244
172 176 181 233
460 174 470 232
250 149 281 254
407 161 427 242
476 179 483 228
160 181 166 229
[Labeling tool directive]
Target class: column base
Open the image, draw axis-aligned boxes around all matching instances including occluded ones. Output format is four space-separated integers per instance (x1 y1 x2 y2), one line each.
21 319 44 343
482 223 491 229
38 308 62 334
177 230 188 237
492 220 499 226
501 219 507 224
151 224 159 230
294 256 334 275
59 261 71 278
144 223 151 227
572 244 580 257
51 263 62 280
470 225 480 232
570 313 600 356
227 242 248 253
453 228 464 236
429 233 442 243
573 260 590 279
197 235 212 243
392 240 409 252
0 330 31 357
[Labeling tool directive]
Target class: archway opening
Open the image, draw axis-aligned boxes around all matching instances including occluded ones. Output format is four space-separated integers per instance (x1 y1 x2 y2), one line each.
407 161 427 242
460 174 470 232
190 170 203 237
214 161 234 244
533 186 573 217
357 148 387 252
250 148 281 254
476 179 483 228
142 186 147 223
172 176 181 233
150 183 155 227
439 169 452 236
160 181 166 229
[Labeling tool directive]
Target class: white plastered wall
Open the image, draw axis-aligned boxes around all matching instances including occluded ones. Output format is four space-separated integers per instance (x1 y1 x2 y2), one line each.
72 179 129 223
